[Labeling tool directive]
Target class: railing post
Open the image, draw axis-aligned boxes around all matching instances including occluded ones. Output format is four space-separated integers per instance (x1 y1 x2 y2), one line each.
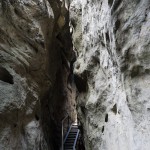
68 116 69 130
61 114 69 150
62 122 63 150
73 130 80 150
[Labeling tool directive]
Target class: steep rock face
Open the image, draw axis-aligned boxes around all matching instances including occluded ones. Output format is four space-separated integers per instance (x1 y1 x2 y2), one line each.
70 0 150 150
0 0 75 150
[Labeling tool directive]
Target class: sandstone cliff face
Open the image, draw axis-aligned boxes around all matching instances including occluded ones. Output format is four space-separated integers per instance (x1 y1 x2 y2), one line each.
0 0 75 150
70 0 150 150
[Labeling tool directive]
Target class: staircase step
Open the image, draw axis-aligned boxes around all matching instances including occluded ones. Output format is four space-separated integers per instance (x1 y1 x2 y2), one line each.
71 130 77 132
65 140 75 142
69 133 77 135
65 141 74 143
65 142 74 144
63 123 79 150
67 136 76 138
66 140 75 142
69 134 77 135
66 138 75 140
64 144 73 146
65 140 74 142
68 135 76 137
67 137 76 139
64 146 73 148
68 134 76 136
71 128 78 130
71 129 78 131
71 127 78 129
64 143 74 145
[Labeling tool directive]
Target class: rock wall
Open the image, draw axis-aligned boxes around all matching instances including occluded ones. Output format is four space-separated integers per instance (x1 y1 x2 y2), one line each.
0 0 75 150
70 0 150 150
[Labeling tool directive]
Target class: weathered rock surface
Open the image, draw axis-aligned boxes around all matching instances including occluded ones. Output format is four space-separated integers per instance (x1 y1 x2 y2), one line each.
70 0 150 150
0 0 75 150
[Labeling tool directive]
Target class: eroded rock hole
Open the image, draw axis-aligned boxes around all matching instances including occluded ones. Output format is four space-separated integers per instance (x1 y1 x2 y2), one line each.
81 106 86 116
35 114 39 121
14 8 22 18
131 65 143 78
106 32 110 42
71 18 77 28
91 55 100 65
147 108 150 111
111 104 117 114
0 67 14 84
102 126 105 133
108 0 114 6
74 74 88 93
105 114 108 122
115 19 121 32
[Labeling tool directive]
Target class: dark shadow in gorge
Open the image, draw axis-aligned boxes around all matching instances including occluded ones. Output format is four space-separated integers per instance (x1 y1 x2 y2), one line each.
40 1 75 149
76 120 86 150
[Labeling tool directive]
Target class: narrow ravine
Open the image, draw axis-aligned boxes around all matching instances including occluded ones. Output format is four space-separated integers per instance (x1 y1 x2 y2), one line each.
0 0 150 150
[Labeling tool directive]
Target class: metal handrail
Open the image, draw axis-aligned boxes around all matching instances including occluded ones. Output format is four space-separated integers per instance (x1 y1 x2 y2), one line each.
61 114 70 150
73 129 80 150
64 124 72 144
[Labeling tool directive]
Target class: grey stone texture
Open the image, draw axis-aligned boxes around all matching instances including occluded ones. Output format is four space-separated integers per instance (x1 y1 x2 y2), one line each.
0 0 75 149
70 0 150 149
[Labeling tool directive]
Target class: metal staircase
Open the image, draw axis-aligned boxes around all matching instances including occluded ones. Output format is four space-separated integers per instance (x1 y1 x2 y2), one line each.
64 124 80 150
61 115 80 150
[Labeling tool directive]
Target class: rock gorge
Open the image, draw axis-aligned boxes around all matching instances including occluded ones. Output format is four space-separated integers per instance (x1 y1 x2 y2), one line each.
0 0 150 150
